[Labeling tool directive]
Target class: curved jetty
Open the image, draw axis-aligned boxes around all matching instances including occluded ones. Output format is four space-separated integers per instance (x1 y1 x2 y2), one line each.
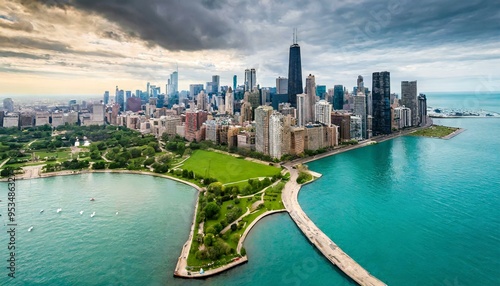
282 164 386 286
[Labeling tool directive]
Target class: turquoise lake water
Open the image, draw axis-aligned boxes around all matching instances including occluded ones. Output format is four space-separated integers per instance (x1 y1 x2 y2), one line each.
0 92 499 285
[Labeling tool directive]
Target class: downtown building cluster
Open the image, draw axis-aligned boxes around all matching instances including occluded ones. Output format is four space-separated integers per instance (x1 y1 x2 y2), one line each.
1 39 427 160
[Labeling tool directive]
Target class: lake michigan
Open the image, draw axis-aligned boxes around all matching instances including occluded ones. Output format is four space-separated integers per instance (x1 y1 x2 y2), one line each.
0 92 498 285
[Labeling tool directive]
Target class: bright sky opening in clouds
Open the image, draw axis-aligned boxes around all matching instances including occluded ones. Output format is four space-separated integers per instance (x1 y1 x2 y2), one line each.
0 0 499 96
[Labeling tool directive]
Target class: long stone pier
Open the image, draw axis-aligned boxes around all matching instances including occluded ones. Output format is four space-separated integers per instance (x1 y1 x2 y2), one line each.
282 165 386 286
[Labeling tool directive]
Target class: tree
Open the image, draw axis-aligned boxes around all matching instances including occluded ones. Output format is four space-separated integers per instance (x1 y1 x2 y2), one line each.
143 157 155 167
143 146 155 157
92 161 106 170
148 141 160 152
230 223 237 232
130 147 142 158
90 151 101 160
213 222 222 233
0 167 14 177
226 206 242 223
203 202 220 220
204 234 214 246
207 182 224 195
241 247 246 256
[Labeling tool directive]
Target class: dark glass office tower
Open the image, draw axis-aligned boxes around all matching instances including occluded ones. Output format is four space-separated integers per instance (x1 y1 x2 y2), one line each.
333 85 344 110
287 43 303 107
372 71 391 135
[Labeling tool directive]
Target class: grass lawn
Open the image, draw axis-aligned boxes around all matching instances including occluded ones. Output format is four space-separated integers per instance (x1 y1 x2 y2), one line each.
181 150 281 184
34 149 72 161
410 125 459 138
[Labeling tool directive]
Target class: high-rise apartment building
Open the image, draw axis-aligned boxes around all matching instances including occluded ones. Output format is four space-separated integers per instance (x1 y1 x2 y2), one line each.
333 85 344 110
372 71 392 135
185 110 207 142
244 68 256 92
418 93 428 126
269 112 284 160
393 106 412 129
305 74 316 124
233 75 237 92
287 38 303 107
197 90 208 111
353 94 367 139
401 81 418 126
255 106 273 155
225 87 234 115
314 100 332 126
296 93 306 127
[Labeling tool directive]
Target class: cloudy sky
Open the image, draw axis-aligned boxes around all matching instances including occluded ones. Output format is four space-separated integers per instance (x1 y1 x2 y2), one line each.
1 0 499 97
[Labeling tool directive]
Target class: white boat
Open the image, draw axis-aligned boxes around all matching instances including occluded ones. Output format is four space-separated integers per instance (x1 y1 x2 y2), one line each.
116 212 119 215
90 212 95 218
79 211 84 215
28 226 33 232
40 209 44 213
57 208 62 213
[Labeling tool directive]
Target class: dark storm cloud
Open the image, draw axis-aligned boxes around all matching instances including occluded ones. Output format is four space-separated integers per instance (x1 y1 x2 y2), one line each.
23 0 247 51
0 35 124 58
18 0 499 54
328 0 500 50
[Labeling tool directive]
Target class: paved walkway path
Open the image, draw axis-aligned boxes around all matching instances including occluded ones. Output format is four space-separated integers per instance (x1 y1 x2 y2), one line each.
281 164 386 286
0 158 10 169
277 121 435 285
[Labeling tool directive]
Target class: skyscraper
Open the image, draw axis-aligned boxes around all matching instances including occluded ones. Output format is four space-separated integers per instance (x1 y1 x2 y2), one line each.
233 75 237 91
189 84 204 100
418 93 428 126
225 87 234 115
255 106 274 155
296 94 306 127
357 75 365 95
244 68 256 92
401 81 419 126
3 98 14 112
287 35 303 107
168 71 178 97
276 77 288 94
316 85 326 100
372 71 391 135
333 85 344 110
103 91 109 105
353 94 367 139
197 90 208 111
305 74 316 123
212 75 220 94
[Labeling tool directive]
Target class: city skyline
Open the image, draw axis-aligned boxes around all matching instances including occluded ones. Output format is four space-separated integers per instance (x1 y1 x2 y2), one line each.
1 0 500 96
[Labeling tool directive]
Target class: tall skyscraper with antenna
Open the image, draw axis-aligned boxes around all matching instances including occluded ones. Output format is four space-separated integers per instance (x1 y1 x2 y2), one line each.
287 29 303 108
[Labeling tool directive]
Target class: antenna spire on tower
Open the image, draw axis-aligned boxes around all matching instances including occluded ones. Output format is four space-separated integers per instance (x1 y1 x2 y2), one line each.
293 28 297 44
